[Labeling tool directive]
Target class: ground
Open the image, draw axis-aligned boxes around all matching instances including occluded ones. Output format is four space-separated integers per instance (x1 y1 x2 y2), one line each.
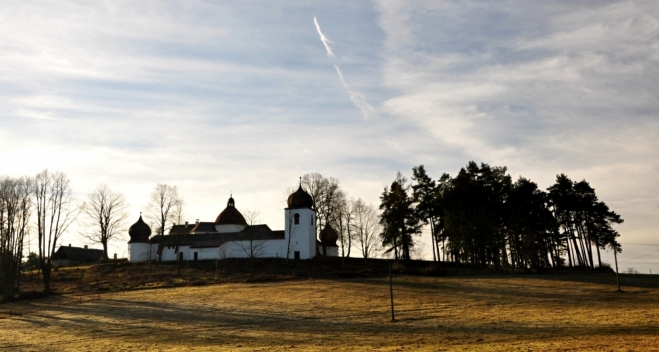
1 269 658 351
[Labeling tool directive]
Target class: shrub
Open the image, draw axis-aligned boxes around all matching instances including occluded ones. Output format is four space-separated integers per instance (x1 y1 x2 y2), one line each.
624 267 639 274
596 263 614 273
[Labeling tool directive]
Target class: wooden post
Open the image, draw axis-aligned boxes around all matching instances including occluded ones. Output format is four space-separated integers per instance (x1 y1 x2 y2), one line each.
389 261 395 322
614 249 621 292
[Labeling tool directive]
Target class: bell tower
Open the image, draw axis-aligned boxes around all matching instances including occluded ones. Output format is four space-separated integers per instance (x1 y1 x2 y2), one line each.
285 182 316 259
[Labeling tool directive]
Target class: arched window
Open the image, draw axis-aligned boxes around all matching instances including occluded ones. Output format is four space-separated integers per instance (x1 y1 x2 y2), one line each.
294 213 300 225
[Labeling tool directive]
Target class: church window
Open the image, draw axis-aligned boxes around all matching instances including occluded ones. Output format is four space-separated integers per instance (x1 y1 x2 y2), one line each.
294 213 300 225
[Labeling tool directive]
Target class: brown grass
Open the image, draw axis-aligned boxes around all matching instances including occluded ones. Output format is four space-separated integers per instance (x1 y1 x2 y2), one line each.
1 272 658 351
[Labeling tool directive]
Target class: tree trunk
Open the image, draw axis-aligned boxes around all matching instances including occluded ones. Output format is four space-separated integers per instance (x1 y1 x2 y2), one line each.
429 220 437 262
101 240 109 261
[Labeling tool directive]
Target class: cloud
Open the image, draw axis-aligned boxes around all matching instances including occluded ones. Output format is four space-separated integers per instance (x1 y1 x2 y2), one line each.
314 16 379 120
373 0 659 266
1 1 657 269
334 65 379 121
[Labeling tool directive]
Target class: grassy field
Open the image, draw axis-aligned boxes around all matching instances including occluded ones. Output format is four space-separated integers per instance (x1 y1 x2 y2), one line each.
1 272 658 351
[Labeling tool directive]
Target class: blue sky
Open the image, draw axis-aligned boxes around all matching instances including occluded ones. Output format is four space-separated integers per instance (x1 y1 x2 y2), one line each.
1 1 658 271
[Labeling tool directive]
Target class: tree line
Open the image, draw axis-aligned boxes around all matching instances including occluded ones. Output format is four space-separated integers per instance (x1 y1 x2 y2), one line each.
0 169 184 302
378 161 623 269
1 165 623 301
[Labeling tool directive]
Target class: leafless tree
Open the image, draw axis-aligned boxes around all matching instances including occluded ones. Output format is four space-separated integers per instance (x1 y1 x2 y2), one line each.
331 192 355 264
301 173 343 234
352 199 382 266
79 184 128 260
234 209 267 276
33 170 79 294
0 176 32 301
146 184 182 261
173 197 186 225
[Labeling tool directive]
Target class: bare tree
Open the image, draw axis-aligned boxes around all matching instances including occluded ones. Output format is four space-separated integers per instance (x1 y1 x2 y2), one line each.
33 170 79 294
301 173 342 236
173 197 186 225
331 192 355 264
353 199 382 266
234 209 266 276
146 184 182 261
299 173 347 257
0 176 32 302
79 184 128 260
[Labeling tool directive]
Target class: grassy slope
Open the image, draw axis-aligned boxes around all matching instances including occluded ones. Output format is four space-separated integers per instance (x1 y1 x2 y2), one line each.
1 262 658 351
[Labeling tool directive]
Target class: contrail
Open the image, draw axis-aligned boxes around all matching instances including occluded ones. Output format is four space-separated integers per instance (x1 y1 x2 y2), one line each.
334 65 378 120
314 17 378 120
314 17 334 58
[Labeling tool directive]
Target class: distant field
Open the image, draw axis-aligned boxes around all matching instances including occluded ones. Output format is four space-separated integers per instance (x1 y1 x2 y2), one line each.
1 274 658 351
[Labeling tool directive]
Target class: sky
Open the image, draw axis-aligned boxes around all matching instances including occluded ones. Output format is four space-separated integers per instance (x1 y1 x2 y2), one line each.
1 1 658 272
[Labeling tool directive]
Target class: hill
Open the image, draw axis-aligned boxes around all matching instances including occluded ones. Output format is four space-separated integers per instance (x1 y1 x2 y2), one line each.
2 259 659 350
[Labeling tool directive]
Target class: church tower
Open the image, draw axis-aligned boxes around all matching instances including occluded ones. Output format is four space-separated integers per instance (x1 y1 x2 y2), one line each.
127 213 152 262
285 184 317 259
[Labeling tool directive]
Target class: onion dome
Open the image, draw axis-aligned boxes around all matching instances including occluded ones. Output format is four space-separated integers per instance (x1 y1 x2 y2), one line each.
215 196 248 226
287 185 313 209
128 214 151 243
319 225 338 246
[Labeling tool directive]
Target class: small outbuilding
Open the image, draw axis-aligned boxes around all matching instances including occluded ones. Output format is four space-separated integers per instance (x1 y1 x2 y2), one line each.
52 245 105 267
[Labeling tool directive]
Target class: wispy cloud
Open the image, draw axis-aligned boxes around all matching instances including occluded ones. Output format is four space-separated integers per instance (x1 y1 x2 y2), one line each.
314 16 378 121
334 65 378 120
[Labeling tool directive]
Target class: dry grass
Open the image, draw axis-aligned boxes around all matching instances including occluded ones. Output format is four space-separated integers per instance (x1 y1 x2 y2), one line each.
1 273 658 351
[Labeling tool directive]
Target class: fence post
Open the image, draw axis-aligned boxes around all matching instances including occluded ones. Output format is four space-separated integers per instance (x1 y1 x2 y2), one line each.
614 249 621 292
389 261 395 322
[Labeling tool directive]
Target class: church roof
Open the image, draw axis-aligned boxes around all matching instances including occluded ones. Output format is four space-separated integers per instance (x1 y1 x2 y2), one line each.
319 225 339 246
153 225 284 248
128 215 151 243
215 196 248 226
287 185 313 209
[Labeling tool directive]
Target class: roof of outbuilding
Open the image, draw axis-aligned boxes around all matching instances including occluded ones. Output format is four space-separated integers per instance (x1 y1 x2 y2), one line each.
52 246 105 262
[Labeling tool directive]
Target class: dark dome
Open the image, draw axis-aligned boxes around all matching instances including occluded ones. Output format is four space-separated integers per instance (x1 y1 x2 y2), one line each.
287 185 313 209
215 196 248 226
319 225 338 246
128 215 151 243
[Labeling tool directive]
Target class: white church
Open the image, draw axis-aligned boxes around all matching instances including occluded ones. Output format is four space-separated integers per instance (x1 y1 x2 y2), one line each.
127 184 338 262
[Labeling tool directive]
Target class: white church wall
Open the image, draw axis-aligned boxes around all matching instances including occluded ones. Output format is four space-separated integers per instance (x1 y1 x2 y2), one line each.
129 243 148 262
129 196 319 262
227 239 288 259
